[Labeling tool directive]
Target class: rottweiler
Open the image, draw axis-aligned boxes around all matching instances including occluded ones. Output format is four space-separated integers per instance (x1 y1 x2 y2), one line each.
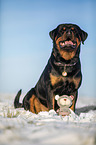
14 23 88 115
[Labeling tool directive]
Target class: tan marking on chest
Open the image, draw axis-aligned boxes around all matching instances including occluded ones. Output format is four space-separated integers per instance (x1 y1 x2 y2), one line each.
73 77 81 89
50 73 63 86
67 76 81 89
50 73 81 89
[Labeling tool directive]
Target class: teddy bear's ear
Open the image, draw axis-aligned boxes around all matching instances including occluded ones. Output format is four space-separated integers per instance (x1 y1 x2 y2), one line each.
69 95 74 100
55 95 60 100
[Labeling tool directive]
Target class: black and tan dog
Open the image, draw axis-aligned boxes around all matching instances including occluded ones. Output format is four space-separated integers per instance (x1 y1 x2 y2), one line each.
14 23 88 115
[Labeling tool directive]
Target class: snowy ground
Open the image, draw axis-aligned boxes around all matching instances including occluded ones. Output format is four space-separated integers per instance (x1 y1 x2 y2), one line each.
0 94 96 145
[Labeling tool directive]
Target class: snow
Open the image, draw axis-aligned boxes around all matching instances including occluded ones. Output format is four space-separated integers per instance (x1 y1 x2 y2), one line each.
0 94 96 145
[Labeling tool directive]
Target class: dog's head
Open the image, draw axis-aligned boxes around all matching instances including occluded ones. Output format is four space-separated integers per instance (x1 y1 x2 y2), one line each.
49 24 88 60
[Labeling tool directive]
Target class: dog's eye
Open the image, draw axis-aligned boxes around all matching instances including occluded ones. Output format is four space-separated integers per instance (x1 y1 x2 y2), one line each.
63 27 66 31
71 27 75 31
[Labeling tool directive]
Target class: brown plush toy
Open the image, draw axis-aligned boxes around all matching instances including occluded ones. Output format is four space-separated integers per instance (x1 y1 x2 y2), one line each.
55 95 74 116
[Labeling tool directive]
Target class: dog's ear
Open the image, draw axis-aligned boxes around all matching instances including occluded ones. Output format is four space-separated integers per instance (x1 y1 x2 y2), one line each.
49 28 57 40
80 30 88 44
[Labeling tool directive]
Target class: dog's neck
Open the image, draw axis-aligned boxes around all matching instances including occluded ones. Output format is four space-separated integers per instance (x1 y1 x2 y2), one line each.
50 47 81 77
52 45 80 65
50 52 80 77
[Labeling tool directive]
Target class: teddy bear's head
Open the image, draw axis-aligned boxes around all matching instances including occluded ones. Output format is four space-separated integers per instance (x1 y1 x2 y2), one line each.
55 95 74 108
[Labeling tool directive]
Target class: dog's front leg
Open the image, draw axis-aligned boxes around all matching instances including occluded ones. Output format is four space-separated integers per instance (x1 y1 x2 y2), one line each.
46 86 55 110
70 91 78 112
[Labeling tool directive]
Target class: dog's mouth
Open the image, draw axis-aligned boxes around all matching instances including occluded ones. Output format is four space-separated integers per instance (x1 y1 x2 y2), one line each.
59 40 77 51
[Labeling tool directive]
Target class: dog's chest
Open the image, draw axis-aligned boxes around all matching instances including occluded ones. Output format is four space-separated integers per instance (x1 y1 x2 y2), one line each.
50 74 73 86
50 73 81 95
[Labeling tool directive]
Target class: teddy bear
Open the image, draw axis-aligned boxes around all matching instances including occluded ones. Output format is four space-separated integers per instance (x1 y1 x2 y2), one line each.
55 95 74 116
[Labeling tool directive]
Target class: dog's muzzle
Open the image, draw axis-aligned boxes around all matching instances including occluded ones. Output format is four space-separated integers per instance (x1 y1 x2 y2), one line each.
59 40 77 51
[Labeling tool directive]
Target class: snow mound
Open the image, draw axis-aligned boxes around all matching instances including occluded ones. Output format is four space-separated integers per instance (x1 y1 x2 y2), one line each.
0 95 96 145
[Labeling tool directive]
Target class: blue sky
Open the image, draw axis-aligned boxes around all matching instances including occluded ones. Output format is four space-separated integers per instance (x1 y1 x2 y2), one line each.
0 0 96 98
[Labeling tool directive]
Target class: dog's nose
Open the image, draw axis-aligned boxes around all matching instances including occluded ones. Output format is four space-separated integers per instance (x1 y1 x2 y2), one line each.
67 30 71 37
66 30 72 40
67 31 71 35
